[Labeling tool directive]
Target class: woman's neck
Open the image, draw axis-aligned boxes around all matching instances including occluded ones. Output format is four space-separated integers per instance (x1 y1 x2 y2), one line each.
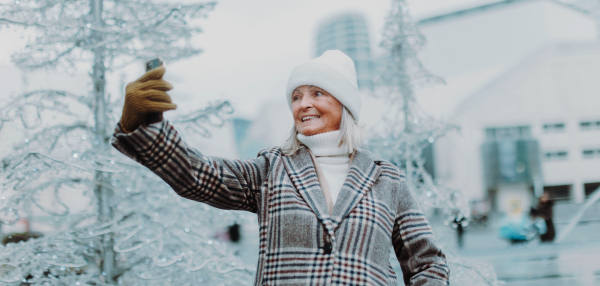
297 130 351 157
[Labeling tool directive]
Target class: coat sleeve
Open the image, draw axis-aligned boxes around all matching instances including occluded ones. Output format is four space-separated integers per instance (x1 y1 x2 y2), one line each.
111 120 269 213
392 174 450 285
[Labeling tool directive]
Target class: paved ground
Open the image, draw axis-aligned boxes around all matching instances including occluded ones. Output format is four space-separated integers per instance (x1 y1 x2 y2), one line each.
472 243 600 286
432 219 600 286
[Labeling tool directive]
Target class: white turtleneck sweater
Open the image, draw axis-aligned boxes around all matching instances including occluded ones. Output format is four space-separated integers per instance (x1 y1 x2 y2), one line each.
297 131 351 204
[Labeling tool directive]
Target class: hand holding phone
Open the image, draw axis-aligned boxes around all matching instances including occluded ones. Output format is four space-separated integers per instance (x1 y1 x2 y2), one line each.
119 58 176 133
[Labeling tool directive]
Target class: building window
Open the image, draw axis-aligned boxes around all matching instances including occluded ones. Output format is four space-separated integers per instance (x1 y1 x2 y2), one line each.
584 182 600 198
543 123 565 132
544 151 568 160
485 126 531 141
582 149 600 158
580 120 600 130
543 185 571 201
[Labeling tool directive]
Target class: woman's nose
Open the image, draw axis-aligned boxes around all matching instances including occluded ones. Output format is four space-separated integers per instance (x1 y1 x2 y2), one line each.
300 96 313 109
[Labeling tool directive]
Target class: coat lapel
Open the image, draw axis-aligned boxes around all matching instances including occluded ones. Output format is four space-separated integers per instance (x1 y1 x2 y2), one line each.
281 147 334 233
331 148 382 229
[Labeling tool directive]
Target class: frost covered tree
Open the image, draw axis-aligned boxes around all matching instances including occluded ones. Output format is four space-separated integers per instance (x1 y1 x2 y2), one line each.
0 0 253 285
370 0 467 226
368 0 500 284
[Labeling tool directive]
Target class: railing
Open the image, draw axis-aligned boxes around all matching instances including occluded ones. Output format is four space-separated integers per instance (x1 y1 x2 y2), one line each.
553 198 600 224
555 187 600 242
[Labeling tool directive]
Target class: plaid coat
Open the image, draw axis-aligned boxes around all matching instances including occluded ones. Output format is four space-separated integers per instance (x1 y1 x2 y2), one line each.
112 121 449 286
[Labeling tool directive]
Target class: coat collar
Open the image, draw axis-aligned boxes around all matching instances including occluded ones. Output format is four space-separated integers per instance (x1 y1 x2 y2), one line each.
281 146 382 234
330 147 382 229
282 147 333 233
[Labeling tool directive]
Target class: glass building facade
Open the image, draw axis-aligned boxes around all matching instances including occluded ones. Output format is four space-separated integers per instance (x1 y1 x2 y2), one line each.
316 14 374 90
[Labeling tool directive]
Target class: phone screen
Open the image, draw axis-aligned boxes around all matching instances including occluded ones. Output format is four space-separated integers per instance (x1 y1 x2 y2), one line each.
145 58 163 72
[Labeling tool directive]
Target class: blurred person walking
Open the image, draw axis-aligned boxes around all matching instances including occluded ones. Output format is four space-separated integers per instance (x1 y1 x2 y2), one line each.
112 50 449 285
537 191 555 242
454 216 466 249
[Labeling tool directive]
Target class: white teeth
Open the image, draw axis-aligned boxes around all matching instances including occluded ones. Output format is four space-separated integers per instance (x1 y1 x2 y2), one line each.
302 116 320 122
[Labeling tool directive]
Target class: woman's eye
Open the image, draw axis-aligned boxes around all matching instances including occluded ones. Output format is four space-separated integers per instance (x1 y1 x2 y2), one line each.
292 96 300 101
315 91 323 96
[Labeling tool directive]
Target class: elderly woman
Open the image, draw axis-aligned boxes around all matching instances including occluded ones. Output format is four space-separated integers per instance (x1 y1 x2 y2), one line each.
112 51 449 286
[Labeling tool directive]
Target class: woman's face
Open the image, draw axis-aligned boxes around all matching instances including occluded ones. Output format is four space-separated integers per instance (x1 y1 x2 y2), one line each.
291 85 342 136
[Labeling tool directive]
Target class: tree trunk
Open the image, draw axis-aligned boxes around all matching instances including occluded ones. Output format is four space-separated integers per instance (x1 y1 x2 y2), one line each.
91 0 115 282
395 43 415 191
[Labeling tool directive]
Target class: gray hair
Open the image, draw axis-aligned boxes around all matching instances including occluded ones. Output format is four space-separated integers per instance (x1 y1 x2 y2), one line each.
282 107 364 156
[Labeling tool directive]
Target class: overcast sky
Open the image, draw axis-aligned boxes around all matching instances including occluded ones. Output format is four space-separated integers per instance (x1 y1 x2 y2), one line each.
163 0 497 117
0 0 495 118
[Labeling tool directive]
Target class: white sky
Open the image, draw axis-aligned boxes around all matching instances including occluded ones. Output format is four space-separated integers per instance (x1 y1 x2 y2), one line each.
164 0 497 117
0 0 495 118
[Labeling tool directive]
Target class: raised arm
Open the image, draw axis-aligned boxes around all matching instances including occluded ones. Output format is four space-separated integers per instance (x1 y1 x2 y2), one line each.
392 177 450 285
111 120 269 213
111 66 268 213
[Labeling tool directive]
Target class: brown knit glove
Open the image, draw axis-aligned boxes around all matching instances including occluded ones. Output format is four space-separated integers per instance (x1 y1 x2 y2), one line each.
120 66 177 133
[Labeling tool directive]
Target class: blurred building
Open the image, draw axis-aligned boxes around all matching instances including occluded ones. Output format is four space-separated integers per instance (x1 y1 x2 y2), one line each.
415 0 600 210
316 13 374 90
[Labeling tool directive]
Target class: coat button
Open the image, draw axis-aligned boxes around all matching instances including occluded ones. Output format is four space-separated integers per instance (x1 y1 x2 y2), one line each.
323 243 333 254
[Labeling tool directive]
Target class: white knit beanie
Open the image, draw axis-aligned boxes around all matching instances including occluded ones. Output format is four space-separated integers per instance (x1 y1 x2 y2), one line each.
286 50 361 122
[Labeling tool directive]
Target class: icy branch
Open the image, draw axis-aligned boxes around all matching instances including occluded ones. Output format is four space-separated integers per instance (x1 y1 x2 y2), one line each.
171 99 233 138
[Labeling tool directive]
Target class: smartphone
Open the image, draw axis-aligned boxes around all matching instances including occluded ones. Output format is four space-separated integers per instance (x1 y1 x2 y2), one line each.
145 58 163 72
145 58 165 123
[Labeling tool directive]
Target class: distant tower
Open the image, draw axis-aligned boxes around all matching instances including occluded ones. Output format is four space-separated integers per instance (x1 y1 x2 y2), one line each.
317 14 374 90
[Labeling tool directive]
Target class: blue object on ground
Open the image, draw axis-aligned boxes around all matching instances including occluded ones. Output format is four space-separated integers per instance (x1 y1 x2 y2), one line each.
498 215 546 242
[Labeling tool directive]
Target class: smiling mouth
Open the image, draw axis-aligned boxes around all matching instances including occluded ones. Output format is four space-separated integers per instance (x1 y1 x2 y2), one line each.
302 116 320 122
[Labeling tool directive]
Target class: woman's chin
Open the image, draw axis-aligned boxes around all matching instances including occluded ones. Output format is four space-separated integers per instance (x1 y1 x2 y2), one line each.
299 128 323 136
298 124 324 136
